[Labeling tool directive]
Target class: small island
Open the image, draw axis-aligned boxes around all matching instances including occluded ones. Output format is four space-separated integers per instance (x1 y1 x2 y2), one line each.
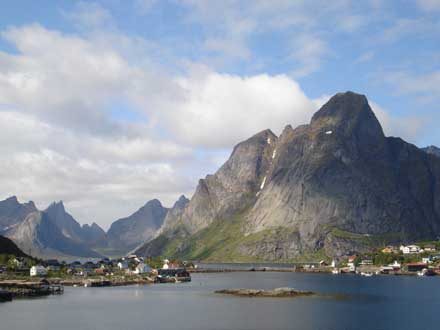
214 287 315 298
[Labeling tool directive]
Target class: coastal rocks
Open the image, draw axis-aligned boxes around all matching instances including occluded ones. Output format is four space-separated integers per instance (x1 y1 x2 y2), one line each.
215 287 315 298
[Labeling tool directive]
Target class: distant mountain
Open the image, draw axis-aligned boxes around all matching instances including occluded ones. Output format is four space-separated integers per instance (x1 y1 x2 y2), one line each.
81 223 106 245
0 196 104 259
422 145 440 158
7 211 102 259
45 201 105 245
104 199 169 256
0 235 28 257
0 196 37 235
136 92 440 261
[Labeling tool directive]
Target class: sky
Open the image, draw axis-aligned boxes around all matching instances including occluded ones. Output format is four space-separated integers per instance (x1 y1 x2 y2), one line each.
0 0 439 229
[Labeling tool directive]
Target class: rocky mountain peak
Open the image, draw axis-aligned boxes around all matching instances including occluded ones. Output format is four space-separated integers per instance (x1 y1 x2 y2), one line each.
47 200 65 212
311 91 384 143
423 145 440 158
5 196 18 203
143 199 163 209
173 195 189 210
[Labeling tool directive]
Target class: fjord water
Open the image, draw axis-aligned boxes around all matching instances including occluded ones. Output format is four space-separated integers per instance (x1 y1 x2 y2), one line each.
1 272 439 330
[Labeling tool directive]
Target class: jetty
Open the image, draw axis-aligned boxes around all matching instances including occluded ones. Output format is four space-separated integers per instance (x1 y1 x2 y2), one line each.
0 279 63 299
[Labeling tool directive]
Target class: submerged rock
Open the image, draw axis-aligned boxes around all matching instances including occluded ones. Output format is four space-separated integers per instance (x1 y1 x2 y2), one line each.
214 287 315 298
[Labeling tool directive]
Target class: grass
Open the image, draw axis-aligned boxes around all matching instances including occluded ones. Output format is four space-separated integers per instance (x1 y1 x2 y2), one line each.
328 227 402 247
155 212 331 263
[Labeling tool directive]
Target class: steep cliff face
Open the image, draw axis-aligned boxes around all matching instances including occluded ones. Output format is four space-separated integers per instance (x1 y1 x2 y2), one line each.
136 130 277 257
180 129 277 234
0 196 37 234
45 201 85 243
137 92 440 260
45 201 106 247
244 92 440 258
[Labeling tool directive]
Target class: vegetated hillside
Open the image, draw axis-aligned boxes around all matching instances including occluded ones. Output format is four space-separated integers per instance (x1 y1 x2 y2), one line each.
0 235 28 257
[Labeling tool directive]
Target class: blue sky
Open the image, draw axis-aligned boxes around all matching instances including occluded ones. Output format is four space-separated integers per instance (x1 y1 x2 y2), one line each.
0 0 438 228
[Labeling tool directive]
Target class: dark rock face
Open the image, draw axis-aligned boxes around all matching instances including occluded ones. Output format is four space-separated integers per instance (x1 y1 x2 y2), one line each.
7 211 102 259
45 201 106 247
245 92 440 257
137 91 440 260
81 223 106 245
106 199 168 255
179 129 277 233
45 201 85 243
0 196 37 234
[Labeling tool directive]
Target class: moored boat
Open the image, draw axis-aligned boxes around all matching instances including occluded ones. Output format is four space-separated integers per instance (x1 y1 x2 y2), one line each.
156 268 191 283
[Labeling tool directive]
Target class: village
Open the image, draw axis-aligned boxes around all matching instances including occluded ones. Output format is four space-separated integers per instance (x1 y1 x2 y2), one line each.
0 256 191 301
329 243 440 276
1 241 440 302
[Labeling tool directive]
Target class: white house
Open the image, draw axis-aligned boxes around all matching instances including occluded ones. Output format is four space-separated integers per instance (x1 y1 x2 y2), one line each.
117 261 129 270
390 260 401 270
347 256 356 272
30 265 47 276
422 257 433 264
162 259 170 269
400 245 421 254
133 263 151 275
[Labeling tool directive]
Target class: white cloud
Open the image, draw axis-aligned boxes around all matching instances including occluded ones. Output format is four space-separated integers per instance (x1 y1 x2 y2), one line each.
383 71 440 103
289 33 328 77
64 2 114 30
354 51 375 64
0 110 193 229
0 18 432 229
168 71 316 148
416 0 440 11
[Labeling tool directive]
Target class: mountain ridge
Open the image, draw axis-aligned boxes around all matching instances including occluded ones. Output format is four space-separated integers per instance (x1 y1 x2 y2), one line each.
135 91 440 260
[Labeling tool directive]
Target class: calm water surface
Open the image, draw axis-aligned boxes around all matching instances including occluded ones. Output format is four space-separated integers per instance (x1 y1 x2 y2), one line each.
1 272 439 330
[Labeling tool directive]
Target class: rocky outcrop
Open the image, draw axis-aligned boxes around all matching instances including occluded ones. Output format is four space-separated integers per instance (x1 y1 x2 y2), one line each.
137 91 440 260
215 288 315 298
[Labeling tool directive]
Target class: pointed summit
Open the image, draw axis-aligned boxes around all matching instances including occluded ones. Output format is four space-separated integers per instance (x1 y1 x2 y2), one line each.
173 195 189 210
311 91 384 144
47 200 65 212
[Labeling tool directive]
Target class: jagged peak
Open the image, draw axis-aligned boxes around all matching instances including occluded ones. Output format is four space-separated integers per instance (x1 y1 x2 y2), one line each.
6 195 18 202
47 200 65 211
311 91 384 141
143 199 163 208
248 129 277 142
311 91 369 122
173 195 189 210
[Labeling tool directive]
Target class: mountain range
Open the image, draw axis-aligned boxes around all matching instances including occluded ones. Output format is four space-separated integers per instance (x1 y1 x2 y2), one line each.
1 91 440 261
135 91 440 261
0 196 179 259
